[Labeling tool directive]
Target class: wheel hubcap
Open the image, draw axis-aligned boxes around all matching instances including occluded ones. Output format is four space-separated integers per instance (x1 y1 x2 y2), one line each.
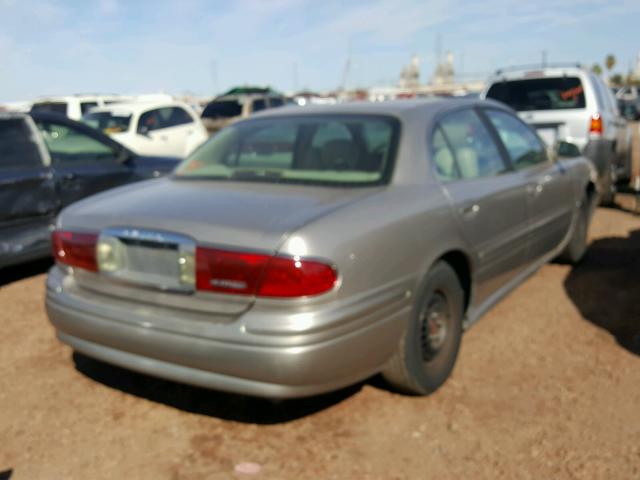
420 291 449 361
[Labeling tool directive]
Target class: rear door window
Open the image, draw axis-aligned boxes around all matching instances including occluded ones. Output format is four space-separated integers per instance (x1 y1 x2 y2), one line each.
484 109 547 170
80 102 98 115
0 118 42 169
438 109 507 179
486 77 586 111
430 127 458 181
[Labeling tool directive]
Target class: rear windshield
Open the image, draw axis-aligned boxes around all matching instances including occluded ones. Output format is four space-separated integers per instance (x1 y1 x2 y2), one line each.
82 111 132 133
202 100 243 119
175 115 399 186
486 77 586 111
31 102 68 115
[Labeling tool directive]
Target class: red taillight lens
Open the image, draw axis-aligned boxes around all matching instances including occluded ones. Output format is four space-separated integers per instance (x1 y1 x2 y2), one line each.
52 230 98 272
257 256 338 297
195 247 337 298
589 114 603 135
196 247 269 295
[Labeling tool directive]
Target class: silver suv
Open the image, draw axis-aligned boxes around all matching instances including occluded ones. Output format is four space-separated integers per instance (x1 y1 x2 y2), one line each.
483 64 631 204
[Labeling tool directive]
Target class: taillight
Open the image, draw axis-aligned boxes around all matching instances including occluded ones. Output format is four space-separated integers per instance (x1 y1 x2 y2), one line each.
589 113 603 135
52 230 98 272
196 246 337 298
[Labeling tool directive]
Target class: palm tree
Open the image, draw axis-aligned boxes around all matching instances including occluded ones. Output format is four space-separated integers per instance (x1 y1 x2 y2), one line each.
605 54 616 73
592 64 603 75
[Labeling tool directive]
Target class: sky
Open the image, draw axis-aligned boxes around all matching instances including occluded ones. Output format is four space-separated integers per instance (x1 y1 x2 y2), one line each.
1 0 639 102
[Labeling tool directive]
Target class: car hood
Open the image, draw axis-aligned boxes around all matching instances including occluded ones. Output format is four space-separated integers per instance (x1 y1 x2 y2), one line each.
60 178 382 251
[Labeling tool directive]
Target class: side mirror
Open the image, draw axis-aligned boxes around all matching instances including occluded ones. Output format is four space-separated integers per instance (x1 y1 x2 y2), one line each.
555 140 581 158
138 125 150 136
116 147 132 163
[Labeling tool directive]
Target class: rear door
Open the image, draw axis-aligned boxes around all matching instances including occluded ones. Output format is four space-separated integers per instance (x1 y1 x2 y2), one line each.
432 108 530 305
35 117 135 208
482 108 573 263
0 116 58 265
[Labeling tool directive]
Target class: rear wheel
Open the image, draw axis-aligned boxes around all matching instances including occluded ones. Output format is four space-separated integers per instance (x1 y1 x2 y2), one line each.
600 164 617 206
382 261 464 395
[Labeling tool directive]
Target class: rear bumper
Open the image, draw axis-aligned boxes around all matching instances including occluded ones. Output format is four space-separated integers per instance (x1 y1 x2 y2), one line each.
46 268 408 398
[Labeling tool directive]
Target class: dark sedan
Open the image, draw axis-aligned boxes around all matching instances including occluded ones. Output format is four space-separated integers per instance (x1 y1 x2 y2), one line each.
0 111 179 269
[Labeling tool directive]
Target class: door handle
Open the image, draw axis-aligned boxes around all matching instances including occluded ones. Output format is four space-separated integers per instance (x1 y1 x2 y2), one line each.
38 171 54 180
459 203 480 217
62 173 76 181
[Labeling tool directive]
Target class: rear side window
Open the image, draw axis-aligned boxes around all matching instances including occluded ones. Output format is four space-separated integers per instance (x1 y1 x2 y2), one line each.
252 99 267 112
0 118 42 169
484 109 547 170
438 109 506 179
138 107 192 132
486 77 586 111
270 98 284 108
80 102 98 115
202 101 242 119
31 102 68 116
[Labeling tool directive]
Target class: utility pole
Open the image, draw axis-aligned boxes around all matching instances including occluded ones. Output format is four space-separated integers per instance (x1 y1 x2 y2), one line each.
211 59 219 96
292 61 299 93
542 50 548 68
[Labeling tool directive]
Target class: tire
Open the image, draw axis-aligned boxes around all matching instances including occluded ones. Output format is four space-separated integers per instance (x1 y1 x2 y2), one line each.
600 164 617 206
382 261 464 395
558 196 590 264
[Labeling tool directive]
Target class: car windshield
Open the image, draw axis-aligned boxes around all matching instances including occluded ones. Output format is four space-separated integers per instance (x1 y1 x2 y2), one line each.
486 77 586 111
175 115 399 186
82 111 132 133
201 100 243 119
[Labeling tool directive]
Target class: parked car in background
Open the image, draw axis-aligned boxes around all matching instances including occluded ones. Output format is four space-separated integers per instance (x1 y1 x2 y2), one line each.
483 64 632 204
30 95 125 120
46 99 596 399
201 87 287 134
0 112 179 269
83 101 208 158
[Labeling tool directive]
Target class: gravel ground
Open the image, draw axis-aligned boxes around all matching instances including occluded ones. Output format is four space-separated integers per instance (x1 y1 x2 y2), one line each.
0 197 639 480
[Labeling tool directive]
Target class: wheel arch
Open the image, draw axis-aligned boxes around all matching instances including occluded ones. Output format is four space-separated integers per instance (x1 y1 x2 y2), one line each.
436 250 473 314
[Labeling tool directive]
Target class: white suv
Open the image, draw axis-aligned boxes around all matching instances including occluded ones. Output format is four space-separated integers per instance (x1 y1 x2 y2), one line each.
483 65 632 204
30 95 125 121
83 101 208 158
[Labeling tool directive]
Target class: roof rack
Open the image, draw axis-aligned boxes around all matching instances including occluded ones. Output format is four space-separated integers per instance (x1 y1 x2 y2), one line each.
494 63 583 75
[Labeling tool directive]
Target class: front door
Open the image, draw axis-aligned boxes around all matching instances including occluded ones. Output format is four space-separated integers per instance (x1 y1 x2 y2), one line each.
35 118 134 208
0 116 58 265
482 108 574 263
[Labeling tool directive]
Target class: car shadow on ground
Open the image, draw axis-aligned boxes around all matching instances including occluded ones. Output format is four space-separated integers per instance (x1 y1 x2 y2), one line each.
73 352 370 424
0 259 52 288
564 228 640 355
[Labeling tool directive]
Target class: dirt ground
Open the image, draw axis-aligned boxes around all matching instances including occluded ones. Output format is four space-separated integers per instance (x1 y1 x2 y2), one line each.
1 196 639 480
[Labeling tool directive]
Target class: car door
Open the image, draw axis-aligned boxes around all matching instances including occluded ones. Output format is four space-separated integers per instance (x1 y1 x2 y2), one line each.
137 107 195 157
35 117 136 208
432 108 530 305
482 108 574 264
0 115 58 266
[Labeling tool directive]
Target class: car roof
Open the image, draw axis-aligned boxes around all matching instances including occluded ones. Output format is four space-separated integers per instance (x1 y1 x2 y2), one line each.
248 98 509 121
488 65 589 82
88 101 190 115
